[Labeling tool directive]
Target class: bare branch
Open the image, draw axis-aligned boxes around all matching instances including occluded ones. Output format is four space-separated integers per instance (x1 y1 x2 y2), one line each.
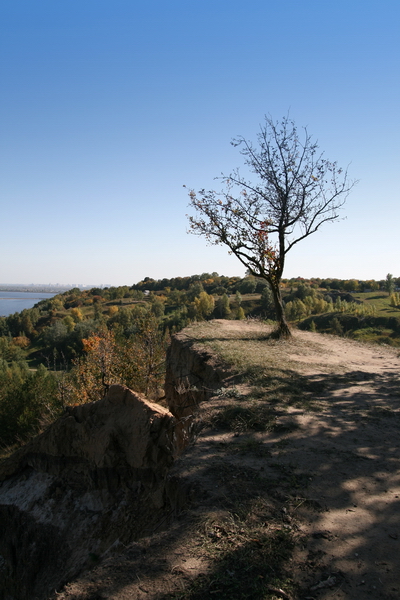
187 115 358 338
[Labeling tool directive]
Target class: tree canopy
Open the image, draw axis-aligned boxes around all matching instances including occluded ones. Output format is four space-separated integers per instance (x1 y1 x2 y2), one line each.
188 115 357 337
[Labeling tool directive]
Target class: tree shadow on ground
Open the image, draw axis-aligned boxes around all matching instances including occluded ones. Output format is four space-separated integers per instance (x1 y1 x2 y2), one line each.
156 364 400 599
53 352 400 600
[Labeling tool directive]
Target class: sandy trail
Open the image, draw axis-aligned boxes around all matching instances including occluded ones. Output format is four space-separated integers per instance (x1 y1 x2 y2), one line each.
277 332 400 599
54 329 400 600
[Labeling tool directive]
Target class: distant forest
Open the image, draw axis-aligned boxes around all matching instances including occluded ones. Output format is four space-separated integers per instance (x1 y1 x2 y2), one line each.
0 272 399 452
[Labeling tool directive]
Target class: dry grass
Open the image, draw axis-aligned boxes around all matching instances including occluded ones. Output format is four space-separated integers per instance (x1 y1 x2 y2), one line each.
185 320 326 411
184 320 325 375
185 320 296 371
165 498 298 600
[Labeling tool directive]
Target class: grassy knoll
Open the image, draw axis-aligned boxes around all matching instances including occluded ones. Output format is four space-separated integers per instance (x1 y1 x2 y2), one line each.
352 291 400 317
297 291 400 347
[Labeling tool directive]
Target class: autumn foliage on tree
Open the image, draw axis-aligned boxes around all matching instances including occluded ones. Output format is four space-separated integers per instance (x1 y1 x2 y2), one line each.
60 330 119 405
119 313 167 398
61 315 166 405
188 115 356 337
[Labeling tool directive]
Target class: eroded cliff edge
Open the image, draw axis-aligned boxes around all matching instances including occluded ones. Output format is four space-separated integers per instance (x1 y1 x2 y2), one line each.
0 330 230 600
0 385 182 599
166 326 233 418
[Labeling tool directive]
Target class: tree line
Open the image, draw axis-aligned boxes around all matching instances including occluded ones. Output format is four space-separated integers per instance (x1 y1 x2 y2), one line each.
0 272 399 451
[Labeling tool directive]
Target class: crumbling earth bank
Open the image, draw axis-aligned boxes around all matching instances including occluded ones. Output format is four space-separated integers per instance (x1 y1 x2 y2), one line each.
4 323 400 600
165 326 233 418
0 384 192 600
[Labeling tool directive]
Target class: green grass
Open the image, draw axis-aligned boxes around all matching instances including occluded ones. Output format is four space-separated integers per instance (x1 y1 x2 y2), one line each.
352 291 400 317
298 292 400 346
351 326 398 345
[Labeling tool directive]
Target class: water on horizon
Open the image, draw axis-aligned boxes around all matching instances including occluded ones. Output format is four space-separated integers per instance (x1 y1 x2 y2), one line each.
0 291 56 317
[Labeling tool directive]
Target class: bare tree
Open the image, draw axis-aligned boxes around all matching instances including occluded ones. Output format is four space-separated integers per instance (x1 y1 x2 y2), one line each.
187 115 357 338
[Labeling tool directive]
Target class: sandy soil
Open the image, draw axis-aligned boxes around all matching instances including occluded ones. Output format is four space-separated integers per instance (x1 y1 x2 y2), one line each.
271 332 400 599
53 329 400 600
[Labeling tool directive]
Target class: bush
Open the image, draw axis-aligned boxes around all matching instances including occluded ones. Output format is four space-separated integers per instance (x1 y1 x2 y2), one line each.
330 317 344 336
236 307 246 320
0 363 60 447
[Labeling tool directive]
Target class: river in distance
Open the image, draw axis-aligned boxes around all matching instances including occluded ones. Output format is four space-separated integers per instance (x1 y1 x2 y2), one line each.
0 291 57 317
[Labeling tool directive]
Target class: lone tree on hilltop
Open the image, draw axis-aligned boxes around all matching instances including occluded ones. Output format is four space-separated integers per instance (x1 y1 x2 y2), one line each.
187 115 357 338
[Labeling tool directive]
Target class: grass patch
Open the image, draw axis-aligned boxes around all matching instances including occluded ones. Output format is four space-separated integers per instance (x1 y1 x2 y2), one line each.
350 327 399 346
0 442 19 463
299 310 400 347
215 386 245 399
166 506 296 600
185 320 326 410
352 291 400 317
213 402 277 433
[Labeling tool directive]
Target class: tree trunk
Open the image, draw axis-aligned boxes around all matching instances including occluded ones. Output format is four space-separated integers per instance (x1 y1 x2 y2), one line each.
269 280 291 338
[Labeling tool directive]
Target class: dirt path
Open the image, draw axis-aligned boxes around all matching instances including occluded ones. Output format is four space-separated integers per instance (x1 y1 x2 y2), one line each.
280 332 400 599
54 329 400 600
176 329 400 599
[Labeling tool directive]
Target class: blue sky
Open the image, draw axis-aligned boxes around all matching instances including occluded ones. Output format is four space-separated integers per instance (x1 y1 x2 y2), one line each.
1 0 399 286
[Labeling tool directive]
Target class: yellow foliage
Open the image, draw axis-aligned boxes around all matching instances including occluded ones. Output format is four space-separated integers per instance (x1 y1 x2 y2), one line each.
60 317 166 405
194 291 215 319
63 315 75 332
70 307 83 322
12 335 30 348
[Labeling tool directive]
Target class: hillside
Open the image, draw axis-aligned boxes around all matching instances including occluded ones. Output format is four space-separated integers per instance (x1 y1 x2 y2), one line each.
2 320 400 599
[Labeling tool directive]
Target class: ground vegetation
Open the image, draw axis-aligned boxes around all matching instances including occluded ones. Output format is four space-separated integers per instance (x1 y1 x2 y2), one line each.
0 273 399 451
49 320 400 600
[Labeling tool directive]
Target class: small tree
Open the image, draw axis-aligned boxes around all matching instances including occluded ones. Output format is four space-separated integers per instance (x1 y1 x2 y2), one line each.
236 306 245 320
385 273 395 296
390 292 400 308
194 291 215 320
188 115 356 338
238 277 257 294
215 293 231 318
260 284 274 315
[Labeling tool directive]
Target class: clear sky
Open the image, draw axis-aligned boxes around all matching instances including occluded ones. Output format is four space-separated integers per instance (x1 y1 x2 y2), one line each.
1 0 399 286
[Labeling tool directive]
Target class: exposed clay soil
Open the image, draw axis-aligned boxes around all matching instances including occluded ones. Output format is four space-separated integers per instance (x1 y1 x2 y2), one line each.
52 326 400 600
